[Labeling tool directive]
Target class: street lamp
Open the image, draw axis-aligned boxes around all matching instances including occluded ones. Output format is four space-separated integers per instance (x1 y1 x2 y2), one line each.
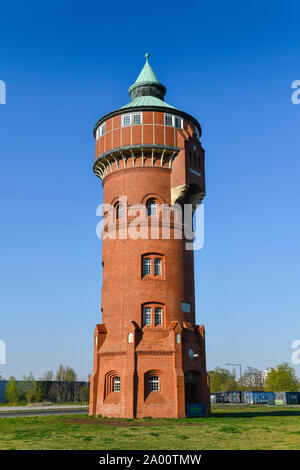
226 363 243 403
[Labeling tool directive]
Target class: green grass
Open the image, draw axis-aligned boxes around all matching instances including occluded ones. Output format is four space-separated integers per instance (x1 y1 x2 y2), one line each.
0 406 299 450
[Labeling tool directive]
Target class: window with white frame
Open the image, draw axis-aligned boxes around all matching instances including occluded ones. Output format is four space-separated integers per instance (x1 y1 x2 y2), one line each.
165 114 173 126
122 114 131 126
155 307 162 325
143 307 152 325
148 376 159 392
132 113 142 125
113 376 120 392
154 258 162 276
96 123 106 139
174 116 182 129
143 257 151 276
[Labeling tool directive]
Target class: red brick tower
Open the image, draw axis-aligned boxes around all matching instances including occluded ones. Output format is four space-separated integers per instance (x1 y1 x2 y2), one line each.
89 54 210 418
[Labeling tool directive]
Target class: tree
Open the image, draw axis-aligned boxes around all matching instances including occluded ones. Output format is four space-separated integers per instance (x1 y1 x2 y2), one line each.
41 370 54 381
264 363 299 392
18 373 45 404
21 372 36 403
208 367 238 393
34 381 44 402
5 376 21 404
56 365 77 382
55 365 77 402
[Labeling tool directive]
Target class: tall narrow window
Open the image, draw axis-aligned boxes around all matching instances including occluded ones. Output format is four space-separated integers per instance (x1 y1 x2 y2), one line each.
143 307 152 325
113 376 120 392
154 258 162 276
101 123 106 136
143 257 151 275
165 114 173 126
174 116 182 129
155 307 162 325
148 376 159 392
146 199 157 216
116 203 123 219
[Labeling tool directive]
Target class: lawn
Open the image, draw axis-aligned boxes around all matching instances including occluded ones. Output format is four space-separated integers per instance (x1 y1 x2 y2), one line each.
0 406 299 450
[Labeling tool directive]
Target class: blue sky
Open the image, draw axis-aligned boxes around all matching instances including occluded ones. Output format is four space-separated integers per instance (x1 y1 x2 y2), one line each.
0 0 299 380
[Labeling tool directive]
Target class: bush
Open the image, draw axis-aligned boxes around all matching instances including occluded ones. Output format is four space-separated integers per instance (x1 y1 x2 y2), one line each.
79 386 90 403
6 377 21 404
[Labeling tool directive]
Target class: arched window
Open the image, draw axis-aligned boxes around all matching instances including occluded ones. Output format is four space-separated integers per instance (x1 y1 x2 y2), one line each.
144 370 164 402
113 376 120 392
148 376 159 392
175 333 181 344
142 303 164 327
116 203 123 219
104 370 121 400
141 254 164 279
146 198 157 216
128 332 133 343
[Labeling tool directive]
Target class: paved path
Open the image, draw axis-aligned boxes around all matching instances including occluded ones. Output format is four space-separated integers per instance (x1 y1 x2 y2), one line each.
0 405 89 418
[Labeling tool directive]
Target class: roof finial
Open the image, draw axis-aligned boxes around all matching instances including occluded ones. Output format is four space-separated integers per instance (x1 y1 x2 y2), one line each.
145 52 150 61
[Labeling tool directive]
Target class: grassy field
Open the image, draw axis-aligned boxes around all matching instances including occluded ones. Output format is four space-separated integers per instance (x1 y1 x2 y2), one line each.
0 406 299 450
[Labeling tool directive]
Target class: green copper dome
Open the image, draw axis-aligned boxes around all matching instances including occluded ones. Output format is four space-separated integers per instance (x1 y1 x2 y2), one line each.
132 52 160 86
121 53 176 110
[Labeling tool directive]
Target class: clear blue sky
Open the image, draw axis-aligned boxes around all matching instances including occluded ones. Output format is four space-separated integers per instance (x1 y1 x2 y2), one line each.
1 1 299 380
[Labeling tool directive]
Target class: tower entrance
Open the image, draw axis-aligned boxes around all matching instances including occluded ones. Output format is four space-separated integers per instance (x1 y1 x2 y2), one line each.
184 371 199 404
